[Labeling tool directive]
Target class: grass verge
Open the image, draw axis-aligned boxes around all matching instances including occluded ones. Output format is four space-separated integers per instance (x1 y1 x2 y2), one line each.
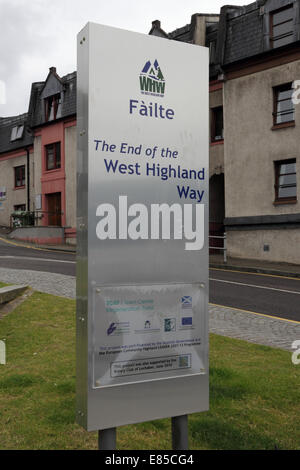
0 291 299 450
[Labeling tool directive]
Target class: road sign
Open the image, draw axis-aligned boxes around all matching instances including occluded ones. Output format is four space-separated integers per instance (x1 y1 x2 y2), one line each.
77 23 209 431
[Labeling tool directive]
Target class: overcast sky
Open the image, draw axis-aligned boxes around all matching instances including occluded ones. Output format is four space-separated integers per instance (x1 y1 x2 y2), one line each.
0 0 243 117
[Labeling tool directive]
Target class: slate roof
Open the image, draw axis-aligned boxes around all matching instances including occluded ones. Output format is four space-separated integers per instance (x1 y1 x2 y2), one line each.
27 82 44 128
223 4 265 64
149 0 300 77
0 113 33 155
28 70 77 128
218 0 299 66
0 68 76 155
62 72 77 118
168 24 194 43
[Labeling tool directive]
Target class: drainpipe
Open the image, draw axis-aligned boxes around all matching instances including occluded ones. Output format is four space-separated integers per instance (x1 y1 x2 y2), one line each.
26 147 30 211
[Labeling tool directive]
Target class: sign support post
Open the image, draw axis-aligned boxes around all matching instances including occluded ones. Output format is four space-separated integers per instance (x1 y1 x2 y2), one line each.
98 428 117 451
97 418 188 451
172 415 189 450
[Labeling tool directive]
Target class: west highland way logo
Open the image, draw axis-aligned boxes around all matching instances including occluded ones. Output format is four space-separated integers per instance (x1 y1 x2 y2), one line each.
140 60 165 97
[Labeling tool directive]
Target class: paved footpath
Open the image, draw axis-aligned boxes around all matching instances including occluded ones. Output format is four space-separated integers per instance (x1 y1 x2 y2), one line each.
1 267 299 352
0 268 75 300
210 304 300 352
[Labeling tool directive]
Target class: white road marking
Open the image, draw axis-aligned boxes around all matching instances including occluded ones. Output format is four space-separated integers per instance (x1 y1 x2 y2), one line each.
210 278 300 295
0 256 75 264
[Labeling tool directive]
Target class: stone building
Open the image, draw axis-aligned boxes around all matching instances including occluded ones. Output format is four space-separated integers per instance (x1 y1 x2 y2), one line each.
0 113 33 227
150 0 300 264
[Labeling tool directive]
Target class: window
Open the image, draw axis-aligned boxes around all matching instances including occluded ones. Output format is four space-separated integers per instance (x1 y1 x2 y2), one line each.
14 165 25 188
274 159 297 203
211 107 224 142
10 125 24 142
45 142 61 170
273 83 295 126
209 40 216 64
14 204 26 212
271 5 294 48
45 94 62 122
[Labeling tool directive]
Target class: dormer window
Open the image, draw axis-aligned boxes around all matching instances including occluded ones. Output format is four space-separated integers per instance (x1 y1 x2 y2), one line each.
10 125 24 141
45 93 62 122
271 4 294 48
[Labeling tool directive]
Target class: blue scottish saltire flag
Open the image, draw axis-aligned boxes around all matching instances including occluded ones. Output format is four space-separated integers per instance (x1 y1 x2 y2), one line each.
181 296 193 309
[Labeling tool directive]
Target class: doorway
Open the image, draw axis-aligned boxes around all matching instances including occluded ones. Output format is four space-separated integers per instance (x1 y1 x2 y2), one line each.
46 193 62 226
209 174 225 253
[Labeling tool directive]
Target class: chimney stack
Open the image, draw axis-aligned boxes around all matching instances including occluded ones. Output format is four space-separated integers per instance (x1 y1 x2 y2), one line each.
152 20 161 29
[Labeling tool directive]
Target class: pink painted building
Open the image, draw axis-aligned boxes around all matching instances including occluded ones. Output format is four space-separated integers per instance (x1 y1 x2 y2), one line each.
0 67 77 245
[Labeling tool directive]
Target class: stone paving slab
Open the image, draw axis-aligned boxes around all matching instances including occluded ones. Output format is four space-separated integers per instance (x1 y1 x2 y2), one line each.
0 268 299 352
209 304 300 351
0 268 75 300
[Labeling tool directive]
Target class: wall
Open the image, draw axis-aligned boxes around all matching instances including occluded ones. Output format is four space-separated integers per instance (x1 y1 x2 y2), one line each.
224 60 300 218
227 229 300 264
224 59 300 262
33 135 42 225
31 121 77 244
36 122 66 227
64 123 77 244
0 149 34 227
9 226 64 245
209 87 224 177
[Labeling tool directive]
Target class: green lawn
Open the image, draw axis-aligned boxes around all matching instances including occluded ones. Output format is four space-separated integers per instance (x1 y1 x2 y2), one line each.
0 282 8 288
0 291 299 450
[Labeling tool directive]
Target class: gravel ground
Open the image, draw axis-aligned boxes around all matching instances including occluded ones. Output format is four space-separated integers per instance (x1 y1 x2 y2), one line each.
1 268 299 352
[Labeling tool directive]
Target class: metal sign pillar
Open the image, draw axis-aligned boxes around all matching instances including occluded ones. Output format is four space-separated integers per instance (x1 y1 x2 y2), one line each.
76 22 209 441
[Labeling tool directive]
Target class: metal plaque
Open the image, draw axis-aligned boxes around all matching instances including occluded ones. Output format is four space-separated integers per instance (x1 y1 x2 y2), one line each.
77 23 209 431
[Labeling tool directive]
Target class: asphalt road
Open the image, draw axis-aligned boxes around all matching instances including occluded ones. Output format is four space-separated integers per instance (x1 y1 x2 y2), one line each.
0 237 299 322
0 237 76 276
210 268 300 322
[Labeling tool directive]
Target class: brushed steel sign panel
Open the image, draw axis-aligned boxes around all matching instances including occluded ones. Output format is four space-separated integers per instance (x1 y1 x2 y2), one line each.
77 23 209 431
